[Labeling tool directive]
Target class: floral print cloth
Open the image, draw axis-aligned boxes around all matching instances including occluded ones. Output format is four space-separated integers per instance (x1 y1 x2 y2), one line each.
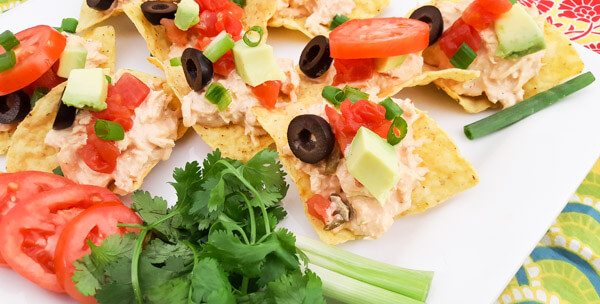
2 0 600 303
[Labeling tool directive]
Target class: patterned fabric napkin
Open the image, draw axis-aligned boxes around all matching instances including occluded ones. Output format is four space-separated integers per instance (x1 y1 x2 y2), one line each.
2 0 600 303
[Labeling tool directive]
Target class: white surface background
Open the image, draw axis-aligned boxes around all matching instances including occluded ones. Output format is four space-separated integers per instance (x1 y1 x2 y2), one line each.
0 0 599 303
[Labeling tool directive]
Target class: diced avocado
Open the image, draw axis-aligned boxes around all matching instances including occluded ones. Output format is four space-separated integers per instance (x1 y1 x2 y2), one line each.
375 55 407 73
57 42 88 78
175 0 200 31
62 68 108 111
495 4 546 59
233 41 285 87
346 127 400 205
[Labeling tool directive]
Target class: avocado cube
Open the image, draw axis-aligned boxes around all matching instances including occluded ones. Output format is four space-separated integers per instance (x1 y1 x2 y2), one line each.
233 42 286 87
175 0 200 31
346 127 400 205
62 68 108 111
375 55 407 73
57 42 88 78
495 4 546 59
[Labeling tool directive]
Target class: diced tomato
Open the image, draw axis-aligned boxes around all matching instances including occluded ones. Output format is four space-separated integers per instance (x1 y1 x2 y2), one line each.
332 59 375 86
195 0 244 20
78 122 120 174
329 18 430 59
0 25 66 96
0 185 119 292
23 67 65 96
93 73 150 131
251 81 282 109
161 19 189 46
438 19 482 59
193 10 243 39
325 100 391 151
55 202 141 303
462 0 513 31
213 51 236 77
306 194 332 225
221 11 243 40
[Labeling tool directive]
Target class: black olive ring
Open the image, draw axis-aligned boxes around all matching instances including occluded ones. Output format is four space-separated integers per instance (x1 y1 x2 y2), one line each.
287 114 335 164
181 48 214 92
409 5 444 46
299 35 333 79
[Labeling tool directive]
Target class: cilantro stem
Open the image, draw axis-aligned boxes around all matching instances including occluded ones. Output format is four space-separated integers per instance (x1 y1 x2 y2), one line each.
117 223 146 229
131 229 148 304
182 240 200 304
218 214 250 244
241 194 256 244
241 277 249 295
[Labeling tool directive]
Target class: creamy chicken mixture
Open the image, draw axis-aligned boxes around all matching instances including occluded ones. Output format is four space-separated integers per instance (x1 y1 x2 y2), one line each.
181 58 299 143
434 0 545 107
286 99 428 238
45 73 179 195
275 0 355 36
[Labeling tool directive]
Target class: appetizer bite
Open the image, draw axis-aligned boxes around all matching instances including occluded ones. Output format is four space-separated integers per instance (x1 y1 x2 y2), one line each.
125 0 300 160
254 83 478 244
298 16 479 99
6 69 185 195
0 23 115 154
421 0 584 112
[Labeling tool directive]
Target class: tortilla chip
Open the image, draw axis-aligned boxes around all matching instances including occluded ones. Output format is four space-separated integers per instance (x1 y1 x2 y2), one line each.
426 23 584 113
77 2 122 32
254 101 478 245
266 0 390 38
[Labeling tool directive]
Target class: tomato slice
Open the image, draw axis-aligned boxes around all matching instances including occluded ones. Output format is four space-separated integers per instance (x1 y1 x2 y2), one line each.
332 59 375 86
55 202 141 303
23 67 65 96
306 194 332 225
462 0 513 30
438 19 482 59
0 185 119 292
0 172 74 266
329 18 430 59
251 80 282 109
78 125 120 174
0 25 66 96
325 100 391 151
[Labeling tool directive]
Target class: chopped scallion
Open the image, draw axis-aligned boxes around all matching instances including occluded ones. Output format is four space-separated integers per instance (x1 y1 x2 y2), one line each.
379 97 403 120
0 51 16 72
450 43 477 69
31 87 50 107
243 26 264 47
52 166 64 176
0 30 19 51
231 0 245 8
170 57 182 67
105 75 112 84
343 86 369 103
94 119 125 141
387 116 408 146
61 18 79 34
464 71 596 140
322 86 345 106
205 82 232 111
330 15 350 30
203 31 235 62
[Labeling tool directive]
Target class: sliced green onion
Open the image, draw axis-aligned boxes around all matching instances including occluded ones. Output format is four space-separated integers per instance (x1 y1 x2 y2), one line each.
94 119 125 141
450 43 477 69
0 30 19 51
296 236 433 302
464 71 596 140
387 116 408 146
231 0 246 8
329 15 350 30
203 31 235 62
343 86 369 103
105 75 112 84
0 51 16 72
31 87 50 107
243 26 264 47
52 166 64 176
322 86 345 106
61 18 79 34
379 97 403 120
170 57 182 67
205 82 232 111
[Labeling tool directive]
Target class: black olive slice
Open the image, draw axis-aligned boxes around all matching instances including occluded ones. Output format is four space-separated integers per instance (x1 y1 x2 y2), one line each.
410 6 444 46
53 97 77 130
141 1 177 25
181 48 214 92
299 35 333 79
87 0 116 11
0 90 31 124
287 114 335 164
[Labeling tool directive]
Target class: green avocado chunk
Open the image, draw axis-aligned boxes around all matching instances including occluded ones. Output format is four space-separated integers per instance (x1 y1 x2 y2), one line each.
233 41 285 87
57 42 88 78
346 127 400 205
62 68 108 111
175 0 200 31
495 3 546 59
375 55 407 73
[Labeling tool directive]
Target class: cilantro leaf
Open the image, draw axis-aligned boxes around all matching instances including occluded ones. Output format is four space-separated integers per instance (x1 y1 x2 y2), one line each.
146 276 191 304
242 149 288 208
266 270 326 304
190 258 235 304
132 191 179 240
